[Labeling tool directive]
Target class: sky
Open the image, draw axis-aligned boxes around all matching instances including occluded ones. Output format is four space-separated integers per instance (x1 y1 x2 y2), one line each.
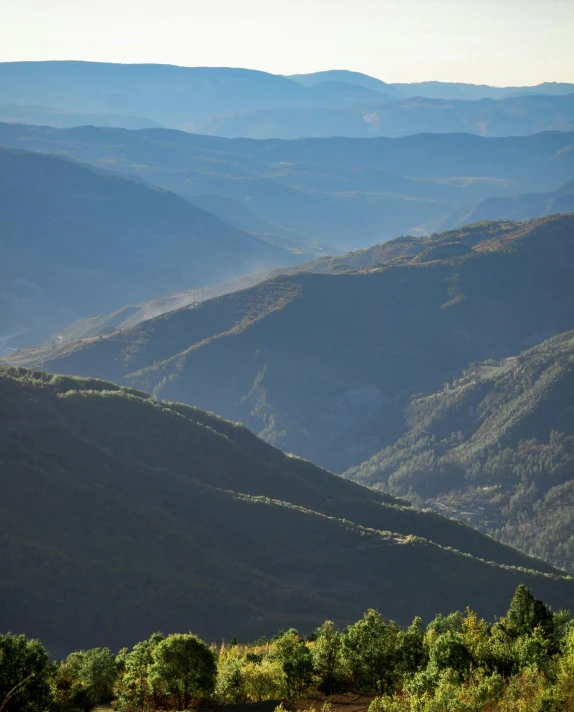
1 0 573 86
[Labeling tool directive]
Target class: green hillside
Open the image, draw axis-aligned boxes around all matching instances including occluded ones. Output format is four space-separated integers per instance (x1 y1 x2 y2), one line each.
12 215 574 473
2 366 573 658
346 330 574 573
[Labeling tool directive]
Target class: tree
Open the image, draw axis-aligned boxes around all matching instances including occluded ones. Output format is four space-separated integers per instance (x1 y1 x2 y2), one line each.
398 617 426 677
341 609 400 694
149 633 216 710
427 630 472 681
269 631 313 697
505 585 555 639
0 633 53 712
115 633 164 712
312 621 342 695
242 658 286 702
80 647 118 704
215 651 246 704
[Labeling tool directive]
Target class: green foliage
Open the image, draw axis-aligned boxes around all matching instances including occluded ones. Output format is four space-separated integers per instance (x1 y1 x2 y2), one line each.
312 621 343 695
148 634 216 709
51 647 118 711
114 633 164 712
5 585 574 711
0 633 52 712
269 631 314 697
341 610 401 694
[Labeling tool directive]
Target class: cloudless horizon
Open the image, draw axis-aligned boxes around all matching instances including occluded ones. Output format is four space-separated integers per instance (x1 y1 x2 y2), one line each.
1 0 573 86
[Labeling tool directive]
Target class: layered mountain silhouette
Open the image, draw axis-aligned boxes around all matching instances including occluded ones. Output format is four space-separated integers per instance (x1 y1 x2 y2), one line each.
0 148 309 350
436 179 574 231
1 123 573 249
287 70 404 97
11 215 574 474
0 62 395 129
289 73 574 101
1 62 572 136
0 103 163 130
2 366 573 658
190 93 574 140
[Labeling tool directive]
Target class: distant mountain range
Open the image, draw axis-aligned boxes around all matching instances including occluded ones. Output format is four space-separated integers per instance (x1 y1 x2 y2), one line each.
11 215 574 475
0 62 397 129
289 72 574 101
0 103 163 130
287 70 404 97
190 93 574 140
1 123 573 250
2 366 572 657
435 179 574 231
0 148 312 350
0 62 573 138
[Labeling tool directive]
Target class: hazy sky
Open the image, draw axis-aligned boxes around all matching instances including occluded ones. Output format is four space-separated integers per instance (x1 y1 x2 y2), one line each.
1 0 573 85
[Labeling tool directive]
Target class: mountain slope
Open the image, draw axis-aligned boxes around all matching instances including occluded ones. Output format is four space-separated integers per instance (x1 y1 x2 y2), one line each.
11 215 574 472
2 366 572 658
436 180 574 231
346 330 574 573
0 148 305 349
287 70 404 98
1 122 573 249
40 221 515 343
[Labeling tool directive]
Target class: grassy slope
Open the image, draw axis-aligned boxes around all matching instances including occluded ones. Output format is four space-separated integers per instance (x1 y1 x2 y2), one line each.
1 367 573 658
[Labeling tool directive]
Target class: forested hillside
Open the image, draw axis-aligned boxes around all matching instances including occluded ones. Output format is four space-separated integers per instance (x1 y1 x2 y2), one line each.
48 221 517 342
346 330 574 572
2 367 572 657
13 215 574 473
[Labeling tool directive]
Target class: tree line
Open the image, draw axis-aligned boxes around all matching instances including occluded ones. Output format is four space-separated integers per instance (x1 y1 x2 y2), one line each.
3 585 574 711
